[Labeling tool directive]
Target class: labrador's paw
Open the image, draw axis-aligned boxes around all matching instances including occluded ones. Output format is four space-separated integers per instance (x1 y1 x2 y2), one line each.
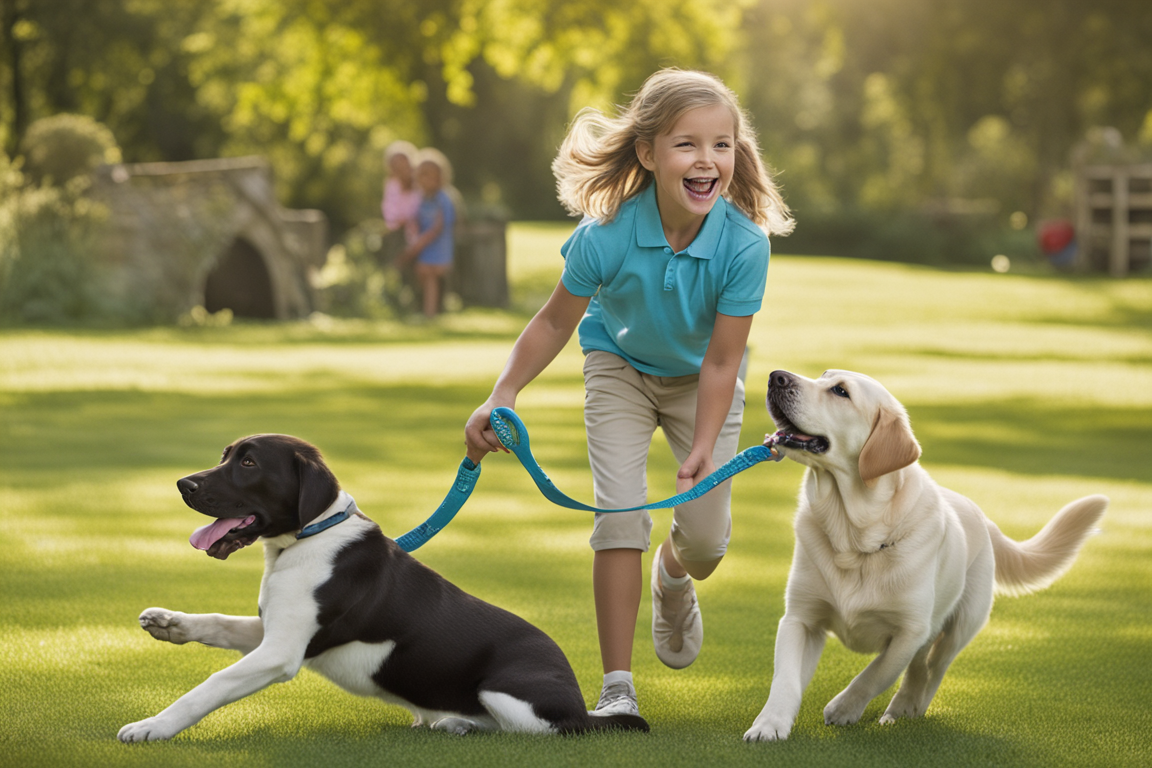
118 716 178 742
743 710 793 742
823 690 866 726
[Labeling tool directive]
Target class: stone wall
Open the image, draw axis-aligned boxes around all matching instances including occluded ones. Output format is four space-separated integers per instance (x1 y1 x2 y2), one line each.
89 156 327 322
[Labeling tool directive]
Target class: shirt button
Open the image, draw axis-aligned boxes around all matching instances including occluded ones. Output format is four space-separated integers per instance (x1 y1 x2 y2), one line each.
664 247 672 254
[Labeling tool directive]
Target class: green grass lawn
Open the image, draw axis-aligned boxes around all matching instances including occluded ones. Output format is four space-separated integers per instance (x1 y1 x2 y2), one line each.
2 223 1150 767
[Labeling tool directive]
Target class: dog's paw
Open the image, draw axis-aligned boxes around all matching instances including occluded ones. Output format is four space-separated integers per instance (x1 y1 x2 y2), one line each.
879 699 924 724
879 695 923 724
430 716 477 736
118 717 178 742
139 608 191 644
823 691 866 726
743 711 793 742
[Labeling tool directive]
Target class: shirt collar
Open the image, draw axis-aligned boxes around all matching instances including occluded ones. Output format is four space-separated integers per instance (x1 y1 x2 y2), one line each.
634 183 728 260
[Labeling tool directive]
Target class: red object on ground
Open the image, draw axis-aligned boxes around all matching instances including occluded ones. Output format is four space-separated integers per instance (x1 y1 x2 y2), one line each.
1038 219 1075 254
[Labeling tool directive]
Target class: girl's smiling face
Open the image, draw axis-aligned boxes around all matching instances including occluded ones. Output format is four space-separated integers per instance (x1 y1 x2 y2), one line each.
416 161 442 196
389 153 413 185
636 102 736 234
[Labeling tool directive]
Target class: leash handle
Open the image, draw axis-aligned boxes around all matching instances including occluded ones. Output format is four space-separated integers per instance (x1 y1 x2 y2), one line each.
489 407 781 514
394 456 481 552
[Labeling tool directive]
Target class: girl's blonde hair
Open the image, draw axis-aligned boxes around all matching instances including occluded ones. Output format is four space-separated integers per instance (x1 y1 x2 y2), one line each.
385 140 417 166
553 69 794 235
416 147 467 218
415 147 453 186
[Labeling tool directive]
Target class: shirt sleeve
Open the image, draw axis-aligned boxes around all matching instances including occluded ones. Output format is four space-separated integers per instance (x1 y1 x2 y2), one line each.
438 192 455 229
716 235 770 316
559 219 604 298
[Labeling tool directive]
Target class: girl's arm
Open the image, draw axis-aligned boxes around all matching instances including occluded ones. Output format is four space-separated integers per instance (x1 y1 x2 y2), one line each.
464 280 591 459
401 207 443 263
676 312 755 492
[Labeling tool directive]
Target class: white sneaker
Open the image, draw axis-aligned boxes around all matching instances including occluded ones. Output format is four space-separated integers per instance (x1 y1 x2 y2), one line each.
651 544 703 669
588 680 640 717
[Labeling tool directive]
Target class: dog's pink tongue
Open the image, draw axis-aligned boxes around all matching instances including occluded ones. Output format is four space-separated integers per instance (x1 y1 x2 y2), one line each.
190 516 255 551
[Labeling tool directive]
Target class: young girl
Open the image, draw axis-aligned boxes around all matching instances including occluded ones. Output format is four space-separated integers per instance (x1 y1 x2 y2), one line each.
381 140 422 246
464 69 793 718
401 149 457 318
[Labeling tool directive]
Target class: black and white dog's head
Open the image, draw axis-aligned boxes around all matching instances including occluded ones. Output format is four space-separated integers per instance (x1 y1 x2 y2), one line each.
177 434 339 559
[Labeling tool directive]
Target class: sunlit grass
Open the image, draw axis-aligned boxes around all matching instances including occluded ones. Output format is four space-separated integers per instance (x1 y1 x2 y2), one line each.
1 224 1150 767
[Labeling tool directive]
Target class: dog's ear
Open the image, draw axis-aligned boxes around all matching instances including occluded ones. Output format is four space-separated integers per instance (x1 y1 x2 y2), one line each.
858 407 921 485
295 450 340 528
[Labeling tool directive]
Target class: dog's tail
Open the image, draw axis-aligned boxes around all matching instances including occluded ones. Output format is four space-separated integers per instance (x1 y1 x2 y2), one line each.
560 712 650 735
988 494 1107 597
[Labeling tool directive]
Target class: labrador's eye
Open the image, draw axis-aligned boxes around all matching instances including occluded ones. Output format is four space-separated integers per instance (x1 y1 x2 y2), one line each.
241 458 256 467
831 385 849 398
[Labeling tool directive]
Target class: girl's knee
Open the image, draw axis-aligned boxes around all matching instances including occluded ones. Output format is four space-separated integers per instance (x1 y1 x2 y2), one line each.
673 549 724 581
666 535 727 580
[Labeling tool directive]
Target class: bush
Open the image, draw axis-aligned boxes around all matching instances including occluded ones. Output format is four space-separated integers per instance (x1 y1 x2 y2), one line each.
19 113 122 186
781 206 1039 266
312 219 402 318
0 149 112 325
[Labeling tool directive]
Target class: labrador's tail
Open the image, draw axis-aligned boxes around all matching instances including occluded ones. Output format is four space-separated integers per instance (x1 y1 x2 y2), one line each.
988 494 1107 596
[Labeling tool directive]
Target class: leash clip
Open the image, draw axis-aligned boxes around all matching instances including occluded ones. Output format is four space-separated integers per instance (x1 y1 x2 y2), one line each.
764 431 786 462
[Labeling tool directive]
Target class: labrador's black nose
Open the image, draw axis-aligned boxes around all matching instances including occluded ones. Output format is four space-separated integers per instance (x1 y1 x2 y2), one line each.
177 477 199 495
769 370 795 389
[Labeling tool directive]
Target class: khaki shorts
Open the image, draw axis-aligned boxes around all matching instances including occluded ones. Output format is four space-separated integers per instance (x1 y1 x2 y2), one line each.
583 350 746 569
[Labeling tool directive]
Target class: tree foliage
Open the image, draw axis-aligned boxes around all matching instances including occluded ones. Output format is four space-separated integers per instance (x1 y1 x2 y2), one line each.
2 0 1150 239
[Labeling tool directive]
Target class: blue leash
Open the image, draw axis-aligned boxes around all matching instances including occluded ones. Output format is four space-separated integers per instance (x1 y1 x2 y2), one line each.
393 457 481 552
391 408 782 551
488 407 782 513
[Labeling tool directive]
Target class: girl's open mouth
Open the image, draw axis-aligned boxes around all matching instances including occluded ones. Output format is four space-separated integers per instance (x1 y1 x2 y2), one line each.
684 177 718 200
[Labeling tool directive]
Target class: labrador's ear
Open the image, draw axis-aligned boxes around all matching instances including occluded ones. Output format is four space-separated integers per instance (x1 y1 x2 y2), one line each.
859 407 921 485
296 450 339 528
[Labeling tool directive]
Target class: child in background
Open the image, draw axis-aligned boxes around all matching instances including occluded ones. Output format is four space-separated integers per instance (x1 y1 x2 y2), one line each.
382 141 422 246
464 69 793 718
402 149 456 318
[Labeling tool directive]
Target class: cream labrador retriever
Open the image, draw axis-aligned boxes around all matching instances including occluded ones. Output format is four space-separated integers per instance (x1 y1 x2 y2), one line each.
744 369 1107 742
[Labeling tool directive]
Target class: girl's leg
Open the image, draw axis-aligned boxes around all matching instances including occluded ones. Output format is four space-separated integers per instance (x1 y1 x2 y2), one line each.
593 548 642 672
658 368 746 579
647 366 745 668
415 263 447 317
583 352 658 676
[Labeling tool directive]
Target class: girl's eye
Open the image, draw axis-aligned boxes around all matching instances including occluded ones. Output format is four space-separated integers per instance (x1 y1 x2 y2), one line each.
831 385 849 398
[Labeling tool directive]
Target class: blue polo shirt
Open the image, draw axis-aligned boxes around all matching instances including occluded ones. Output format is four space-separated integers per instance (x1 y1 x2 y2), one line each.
415 190 455 266
561 184 770 377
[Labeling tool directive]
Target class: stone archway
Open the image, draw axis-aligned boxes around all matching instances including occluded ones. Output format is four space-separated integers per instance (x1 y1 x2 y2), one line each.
203 237 276 318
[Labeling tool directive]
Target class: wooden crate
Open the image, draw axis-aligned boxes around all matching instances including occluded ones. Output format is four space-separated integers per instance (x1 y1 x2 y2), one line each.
1074 162 1152 276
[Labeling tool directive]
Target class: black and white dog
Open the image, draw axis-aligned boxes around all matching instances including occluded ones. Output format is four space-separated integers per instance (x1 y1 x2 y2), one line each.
118 434 648 742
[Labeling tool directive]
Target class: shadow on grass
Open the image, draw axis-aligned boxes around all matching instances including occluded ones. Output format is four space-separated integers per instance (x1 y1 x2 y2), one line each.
0 383 490 485
1033 276 1152 331
908 398 1151 483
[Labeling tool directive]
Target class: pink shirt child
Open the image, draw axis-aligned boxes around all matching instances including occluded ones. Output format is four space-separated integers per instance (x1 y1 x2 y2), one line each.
383 177 422 245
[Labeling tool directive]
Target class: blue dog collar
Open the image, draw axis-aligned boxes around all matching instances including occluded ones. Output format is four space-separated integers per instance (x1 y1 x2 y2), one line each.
297 497 356 539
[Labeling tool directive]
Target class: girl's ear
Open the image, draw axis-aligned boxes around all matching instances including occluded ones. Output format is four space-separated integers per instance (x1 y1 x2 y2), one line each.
635 141 656 171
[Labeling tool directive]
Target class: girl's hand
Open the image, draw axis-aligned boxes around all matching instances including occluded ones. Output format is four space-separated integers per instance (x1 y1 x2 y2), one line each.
464 398 513 462
676 451 717 494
